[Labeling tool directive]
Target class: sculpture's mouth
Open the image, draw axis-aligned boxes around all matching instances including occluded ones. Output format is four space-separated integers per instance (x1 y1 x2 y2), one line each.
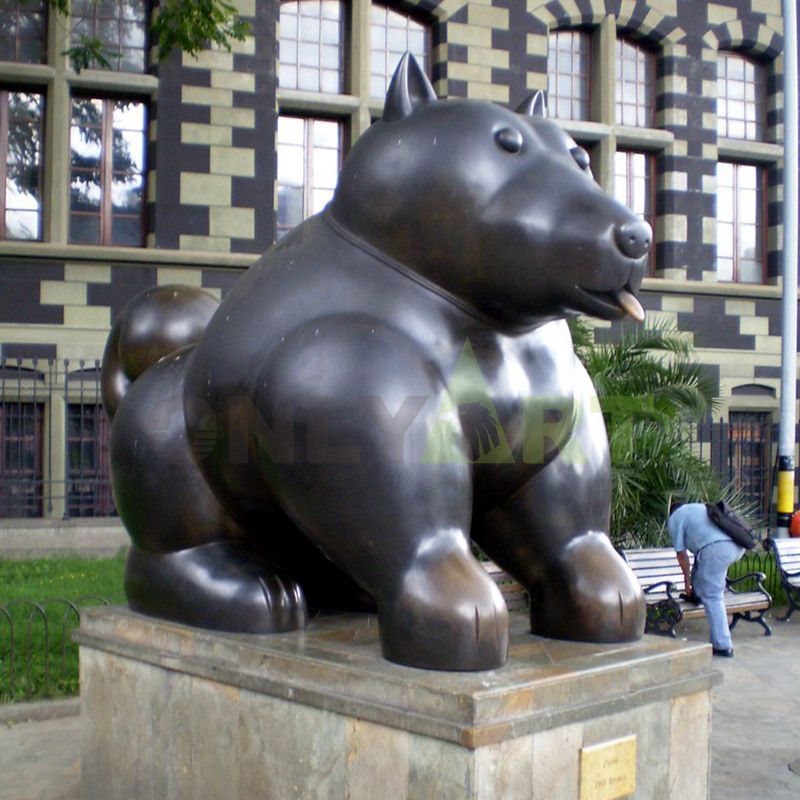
574 284 645 322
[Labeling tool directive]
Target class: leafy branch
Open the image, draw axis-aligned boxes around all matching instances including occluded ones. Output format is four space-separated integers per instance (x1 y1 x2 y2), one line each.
48 0 251 72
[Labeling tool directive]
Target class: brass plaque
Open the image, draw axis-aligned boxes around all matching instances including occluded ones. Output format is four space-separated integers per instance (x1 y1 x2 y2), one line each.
579 735 637 800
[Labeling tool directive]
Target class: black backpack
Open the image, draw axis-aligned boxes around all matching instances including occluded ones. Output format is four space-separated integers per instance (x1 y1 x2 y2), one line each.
705 501 756 550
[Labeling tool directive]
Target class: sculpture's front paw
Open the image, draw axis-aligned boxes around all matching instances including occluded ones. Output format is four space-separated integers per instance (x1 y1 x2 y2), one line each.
529 533 645 643
377 548 509 671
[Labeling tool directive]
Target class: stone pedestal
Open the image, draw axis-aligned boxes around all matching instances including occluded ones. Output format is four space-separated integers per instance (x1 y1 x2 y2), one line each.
76 608 720 799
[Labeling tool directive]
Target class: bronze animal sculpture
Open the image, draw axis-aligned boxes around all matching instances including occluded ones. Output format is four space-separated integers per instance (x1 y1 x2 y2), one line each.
103 54 650 670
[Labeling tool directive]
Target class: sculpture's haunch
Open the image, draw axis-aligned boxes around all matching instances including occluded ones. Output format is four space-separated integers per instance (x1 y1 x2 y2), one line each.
103 54 649 671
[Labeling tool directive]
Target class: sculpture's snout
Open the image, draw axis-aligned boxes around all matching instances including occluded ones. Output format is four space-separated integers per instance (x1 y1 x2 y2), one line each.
614 218 652 260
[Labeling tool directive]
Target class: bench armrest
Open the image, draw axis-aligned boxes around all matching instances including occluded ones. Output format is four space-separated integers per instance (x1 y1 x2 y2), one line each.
781 568 800 580
642 580 680 600
726 571 772 605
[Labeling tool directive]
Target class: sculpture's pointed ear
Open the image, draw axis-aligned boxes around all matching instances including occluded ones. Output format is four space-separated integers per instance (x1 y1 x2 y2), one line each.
516 91 547 118
382 52 437 122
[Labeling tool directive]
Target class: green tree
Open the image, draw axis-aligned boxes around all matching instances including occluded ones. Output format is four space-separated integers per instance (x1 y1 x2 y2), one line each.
50 0 250 71
570 318 726 546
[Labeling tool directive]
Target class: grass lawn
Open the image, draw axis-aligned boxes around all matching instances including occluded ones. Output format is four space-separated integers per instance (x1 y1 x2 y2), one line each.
0 553 126 703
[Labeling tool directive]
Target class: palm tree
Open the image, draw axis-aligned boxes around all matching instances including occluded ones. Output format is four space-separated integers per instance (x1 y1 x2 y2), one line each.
570 318 724 546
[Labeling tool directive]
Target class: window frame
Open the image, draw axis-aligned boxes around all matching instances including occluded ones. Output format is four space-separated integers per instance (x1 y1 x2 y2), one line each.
0 86 45 241
66 399 113 517
276 114 343 238
0 400 44 519
614 149 657 275
68 94 148 248
547 28 593 122
70 0 149 74
717 51 766 142
0 0 48 65
369 2 431 100
716 160 767 284
615 37 655 128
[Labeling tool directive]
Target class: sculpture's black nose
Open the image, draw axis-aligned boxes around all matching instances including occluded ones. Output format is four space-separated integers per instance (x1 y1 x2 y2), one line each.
614 219 652 259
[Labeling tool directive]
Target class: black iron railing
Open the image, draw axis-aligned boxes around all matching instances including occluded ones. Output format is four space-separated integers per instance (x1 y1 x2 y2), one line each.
0 356 115 519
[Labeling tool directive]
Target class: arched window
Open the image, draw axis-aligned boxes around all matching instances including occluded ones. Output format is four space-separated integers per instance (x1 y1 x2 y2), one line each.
370 5 429 99
278 1 344 94
615 38 653 127
717 52 765 141
547 29 591 121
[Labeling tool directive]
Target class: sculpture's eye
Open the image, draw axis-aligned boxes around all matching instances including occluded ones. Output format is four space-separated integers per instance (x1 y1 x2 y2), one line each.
495 127 523 154
571 146 591 171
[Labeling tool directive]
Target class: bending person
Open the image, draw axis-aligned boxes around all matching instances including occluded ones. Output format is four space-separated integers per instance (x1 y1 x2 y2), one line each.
668 501 744 657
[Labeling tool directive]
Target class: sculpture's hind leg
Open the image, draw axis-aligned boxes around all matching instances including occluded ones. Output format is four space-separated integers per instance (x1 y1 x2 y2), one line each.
111 349 307 633
473 368 645 642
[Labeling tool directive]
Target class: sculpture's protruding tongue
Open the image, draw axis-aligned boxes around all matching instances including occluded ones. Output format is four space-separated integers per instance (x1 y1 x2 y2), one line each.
614 289 645 322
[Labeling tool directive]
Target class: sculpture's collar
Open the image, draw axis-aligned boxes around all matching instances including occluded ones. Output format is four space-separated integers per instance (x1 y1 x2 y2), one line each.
323 210 539 334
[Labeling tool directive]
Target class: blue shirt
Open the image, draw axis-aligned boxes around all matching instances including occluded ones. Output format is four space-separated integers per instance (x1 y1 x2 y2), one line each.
668 503 730 553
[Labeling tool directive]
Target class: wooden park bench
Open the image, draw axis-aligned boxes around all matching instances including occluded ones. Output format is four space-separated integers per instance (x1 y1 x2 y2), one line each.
482 560 529 612
764 537 800 621
621 547 772 638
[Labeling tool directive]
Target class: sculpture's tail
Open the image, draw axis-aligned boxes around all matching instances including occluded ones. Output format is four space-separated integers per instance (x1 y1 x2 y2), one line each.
101 284 219 420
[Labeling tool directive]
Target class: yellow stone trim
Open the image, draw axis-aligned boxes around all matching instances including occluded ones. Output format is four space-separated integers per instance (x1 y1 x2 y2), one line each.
617 0 637 27
752 0 781 15
209 207 255 239
157 268 204 287
558 0 583 23
649 0 677 14
231 36 256 56
468 48 510 69
210 146 255 177
701 143 718 160
658 214 687 243
182 50 234 72
64 264 111 283
725 298 757 316
448 62 492 83
182 123 234 147
757 24 779 50
754 335 781 354
63 306 110 329
660 295 694 312
234 0 256 15
178 235 232 253
466 82 509 102
447 23 492 48
182 86 234 108
526 72 548 91
467 5 509 29
180 173 232 206
211 107 255 129
211 71 257 93
527 33 548 57
702 218 716 245
41 281 87 306
708 4 737 25
662 108 687 126
663 172 688 192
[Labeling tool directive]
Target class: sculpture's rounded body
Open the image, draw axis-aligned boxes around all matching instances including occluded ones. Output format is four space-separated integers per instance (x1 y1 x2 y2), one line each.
105 55 649 670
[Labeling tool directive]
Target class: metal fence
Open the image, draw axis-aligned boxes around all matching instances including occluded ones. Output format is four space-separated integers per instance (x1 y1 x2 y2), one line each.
0 356 115 519
0 596 111 701
689 413 788 529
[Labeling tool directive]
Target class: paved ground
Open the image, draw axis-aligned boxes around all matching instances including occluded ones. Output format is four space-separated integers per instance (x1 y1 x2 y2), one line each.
1 611 799 800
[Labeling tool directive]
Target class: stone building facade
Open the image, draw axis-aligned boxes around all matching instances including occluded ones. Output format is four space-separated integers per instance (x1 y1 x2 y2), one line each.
0 0 795 520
